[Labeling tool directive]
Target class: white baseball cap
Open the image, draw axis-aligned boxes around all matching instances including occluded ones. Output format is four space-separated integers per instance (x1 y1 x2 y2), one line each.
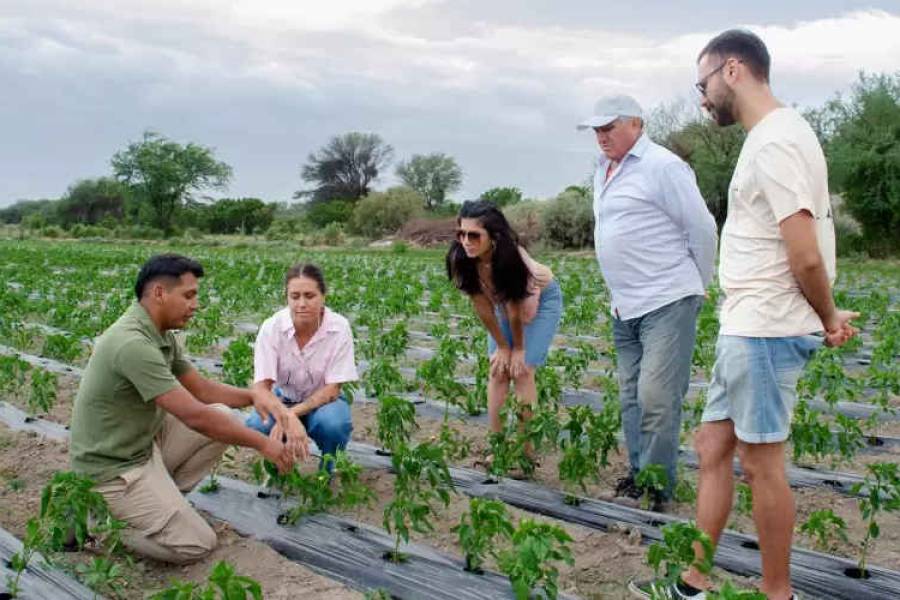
576 94 643 130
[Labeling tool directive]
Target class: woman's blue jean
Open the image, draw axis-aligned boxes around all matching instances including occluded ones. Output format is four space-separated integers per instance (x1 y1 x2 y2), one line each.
245 394 353 471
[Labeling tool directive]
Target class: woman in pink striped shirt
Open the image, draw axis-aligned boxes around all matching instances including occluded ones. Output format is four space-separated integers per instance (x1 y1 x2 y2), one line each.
245 263 357 470
446 200 562 472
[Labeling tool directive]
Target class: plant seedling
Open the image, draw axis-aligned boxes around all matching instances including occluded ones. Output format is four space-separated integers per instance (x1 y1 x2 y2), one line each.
150 560 263 599
452 498 515 573
222 335 253 387
76 557 127 599
376 395 418 453
735 483 753 517
798 509 848 552
382 442 454 562
707 581 766 599
487 396 534 480
497 518 574 600
635 464 669 510
5 517 45 598
200 446 236 494
27 367 57 417
558 406 599 504
851 462 900 575
646 521 714 592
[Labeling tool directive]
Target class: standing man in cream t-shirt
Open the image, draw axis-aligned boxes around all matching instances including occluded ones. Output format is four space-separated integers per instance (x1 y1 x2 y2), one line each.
628 30 859 600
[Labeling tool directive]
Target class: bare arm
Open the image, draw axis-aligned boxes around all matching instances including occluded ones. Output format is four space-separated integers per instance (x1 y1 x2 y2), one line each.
780 211 858 346
178 368 253 408
292 383 341 417
504 301 525 351
249 379 310 459
504 300 528 378
154 386 294 471
471 293 509 350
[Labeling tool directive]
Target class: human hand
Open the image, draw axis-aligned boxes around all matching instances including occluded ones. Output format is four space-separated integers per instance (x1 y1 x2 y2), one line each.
252 389 309 461
260 437 294 474
490 347 511 378
269 412 310 463
823 309 860 348
509 348 527 379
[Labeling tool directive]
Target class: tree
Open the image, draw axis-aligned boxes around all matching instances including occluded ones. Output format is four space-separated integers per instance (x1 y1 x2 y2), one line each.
0 199 57 225
111 131 232 235
55 178 127 227
204 198 276 234
647 100 744 229
395 153 462 209
297 132 394 203
480 186 522 207
812 72 900 255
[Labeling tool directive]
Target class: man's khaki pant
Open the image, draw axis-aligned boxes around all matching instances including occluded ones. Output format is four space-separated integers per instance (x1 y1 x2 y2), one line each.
96 404 232 564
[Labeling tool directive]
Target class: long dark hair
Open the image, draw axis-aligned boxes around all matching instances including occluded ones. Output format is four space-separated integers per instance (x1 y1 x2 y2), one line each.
445 200 531 302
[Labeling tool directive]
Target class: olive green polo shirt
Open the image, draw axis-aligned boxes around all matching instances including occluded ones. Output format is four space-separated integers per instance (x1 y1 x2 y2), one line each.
70 302 193 482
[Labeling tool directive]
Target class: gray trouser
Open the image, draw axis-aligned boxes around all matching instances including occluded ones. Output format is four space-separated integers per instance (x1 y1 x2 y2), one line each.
613 295 703 498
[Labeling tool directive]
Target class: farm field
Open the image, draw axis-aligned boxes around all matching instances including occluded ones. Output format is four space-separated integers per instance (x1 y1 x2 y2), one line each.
0 238 898 599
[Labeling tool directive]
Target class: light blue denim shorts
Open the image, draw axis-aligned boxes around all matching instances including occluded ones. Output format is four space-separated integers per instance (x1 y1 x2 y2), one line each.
487 280 563 367
701 334 823 443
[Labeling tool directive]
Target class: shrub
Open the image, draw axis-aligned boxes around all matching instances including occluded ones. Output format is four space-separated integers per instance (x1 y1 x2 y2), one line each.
304 199 354 228
542 188 593 248
351 186 424 238
41 225 65 238
503 200 545 246
307 222 345 246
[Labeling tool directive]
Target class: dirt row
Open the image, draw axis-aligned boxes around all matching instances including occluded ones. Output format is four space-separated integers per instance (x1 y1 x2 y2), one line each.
3 376 900 598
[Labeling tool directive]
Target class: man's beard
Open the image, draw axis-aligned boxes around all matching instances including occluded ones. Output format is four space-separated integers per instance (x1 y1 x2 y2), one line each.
709 90 737 127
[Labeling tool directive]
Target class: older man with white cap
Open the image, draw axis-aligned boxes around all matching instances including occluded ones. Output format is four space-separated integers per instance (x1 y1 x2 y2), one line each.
579 94 717 509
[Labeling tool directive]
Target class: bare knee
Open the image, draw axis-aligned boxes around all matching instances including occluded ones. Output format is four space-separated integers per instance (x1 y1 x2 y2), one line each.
512 369 535 389
736 442 785 485
694 422 736 468
490 371 511 387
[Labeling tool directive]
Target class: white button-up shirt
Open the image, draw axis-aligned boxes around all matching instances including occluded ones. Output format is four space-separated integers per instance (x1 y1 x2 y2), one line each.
253 306 358 402
593 133 718 320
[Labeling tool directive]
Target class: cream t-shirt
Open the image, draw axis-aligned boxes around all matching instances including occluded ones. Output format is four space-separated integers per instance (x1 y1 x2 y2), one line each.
719 107 836 337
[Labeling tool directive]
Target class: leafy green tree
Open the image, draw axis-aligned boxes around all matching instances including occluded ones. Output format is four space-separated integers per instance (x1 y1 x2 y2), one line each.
204 198 276 234
55 177 127 227
480 186 523 207
395 153 462 209
111 131 232 234
0 199 58 225
297 132 394 203
647 98 744 229
303 199 354 227
812 72 900 255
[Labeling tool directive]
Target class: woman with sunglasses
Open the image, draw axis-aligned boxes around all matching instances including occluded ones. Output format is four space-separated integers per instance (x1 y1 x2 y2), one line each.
446 200 562 471
245 263 357 471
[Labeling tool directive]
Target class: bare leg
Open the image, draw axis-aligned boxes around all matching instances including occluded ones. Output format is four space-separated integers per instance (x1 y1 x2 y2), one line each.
682 420 738 590
487 370 512 433
738 441 795 600
513 368 537 459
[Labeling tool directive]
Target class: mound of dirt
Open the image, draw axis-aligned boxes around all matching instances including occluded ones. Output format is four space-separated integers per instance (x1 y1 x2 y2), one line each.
399 217 456 246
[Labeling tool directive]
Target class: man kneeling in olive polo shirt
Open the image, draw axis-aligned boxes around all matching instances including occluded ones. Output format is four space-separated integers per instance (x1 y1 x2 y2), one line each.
70 254 310 564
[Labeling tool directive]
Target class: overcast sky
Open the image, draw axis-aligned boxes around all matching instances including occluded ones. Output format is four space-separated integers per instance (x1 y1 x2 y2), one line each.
1 1 898 206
